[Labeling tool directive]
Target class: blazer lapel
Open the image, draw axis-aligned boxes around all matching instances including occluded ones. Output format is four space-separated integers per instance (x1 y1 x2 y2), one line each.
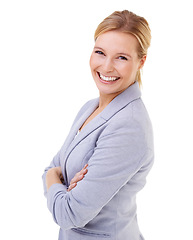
63 100 106 165
61 98 101 180
62 98 99 150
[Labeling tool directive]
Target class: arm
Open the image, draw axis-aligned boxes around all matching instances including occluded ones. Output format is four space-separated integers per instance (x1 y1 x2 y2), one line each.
46 164 88 191
46 120 154 230
43 151 88 196
46 167 64 190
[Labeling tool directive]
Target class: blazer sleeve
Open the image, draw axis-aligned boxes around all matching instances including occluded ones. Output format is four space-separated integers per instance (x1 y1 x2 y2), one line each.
46 118 154 230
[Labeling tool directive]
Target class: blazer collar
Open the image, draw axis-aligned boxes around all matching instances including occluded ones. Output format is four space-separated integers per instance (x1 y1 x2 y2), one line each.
100 81 141 121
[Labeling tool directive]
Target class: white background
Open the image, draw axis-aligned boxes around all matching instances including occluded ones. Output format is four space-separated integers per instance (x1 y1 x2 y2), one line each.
0 0 193 239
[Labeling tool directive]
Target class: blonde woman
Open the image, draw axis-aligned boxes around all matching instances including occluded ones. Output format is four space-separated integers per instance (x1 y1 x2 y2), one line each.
43 10 154 240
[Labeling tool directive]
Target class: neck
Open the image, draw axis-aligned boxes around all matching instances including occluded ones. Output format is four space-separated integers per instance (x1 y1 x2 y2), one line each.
98 91 121 110
98 83 136 109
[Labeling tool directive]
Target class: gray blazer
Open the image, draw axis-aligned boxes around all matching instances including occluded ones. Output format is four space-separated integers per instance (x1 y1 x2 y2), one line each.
42 82 154 240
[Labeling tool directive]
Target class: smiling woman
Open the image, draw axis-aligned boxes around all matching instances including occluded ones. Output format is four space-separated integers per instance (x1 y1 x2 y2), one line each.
94 10 151 87
90 31 146 99
43 10 154 240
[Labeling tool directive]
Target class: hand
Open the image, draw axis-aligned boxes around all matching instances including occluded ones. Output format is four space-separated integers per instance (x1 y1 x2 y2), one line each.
67 164 88 192
49 166 64 181
46 166 64 190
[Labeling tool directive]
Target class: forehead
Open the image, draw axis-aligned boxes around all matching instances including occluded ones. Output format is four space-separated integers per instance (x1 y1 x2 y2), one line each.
95 31 138 54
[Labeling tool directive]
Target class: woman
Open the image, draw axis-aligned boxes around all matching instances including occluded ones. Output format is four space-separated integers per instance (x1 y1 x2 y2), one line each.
42 10 154 240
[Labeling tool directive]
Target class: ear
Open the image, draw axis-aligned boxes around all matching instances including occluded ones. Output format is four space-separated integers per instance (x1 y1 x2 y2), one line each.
138 55 147 70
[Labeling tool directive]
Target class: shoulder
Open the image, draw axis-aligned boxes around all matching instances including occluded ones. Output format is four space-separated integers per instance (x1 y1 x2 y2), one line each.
100 98 154 150
108 97 152 130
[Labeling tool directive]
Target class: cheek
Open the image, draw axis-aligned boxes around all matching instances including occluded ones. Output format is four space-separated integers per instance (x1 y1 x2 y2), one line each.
121 62 138 77
116 63 132 77
90 54 102 72
89 54 96 71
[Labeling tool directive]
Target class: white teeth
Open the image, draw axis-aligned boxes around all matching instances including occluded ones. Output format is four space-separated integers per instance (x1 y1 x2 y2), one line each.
99 73 119 81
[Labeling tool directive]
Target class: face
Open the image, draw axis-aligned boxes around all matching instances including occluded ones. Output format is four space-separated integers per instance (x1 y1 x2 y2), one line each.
90 31 146 98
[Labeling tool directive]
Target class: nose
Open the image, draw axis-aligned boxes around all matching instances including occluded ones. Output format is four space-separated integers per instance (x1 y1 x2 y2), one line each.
102 58 114 73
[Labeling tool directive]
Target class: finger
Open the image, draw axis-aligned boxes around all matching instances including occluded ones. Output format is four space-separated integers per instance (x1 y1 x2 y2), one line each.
71 166 88 183
67 182 77 192
80 168 88 175
80 165 88 175
83 164 88 169
70 174 84 185
69 164 88 185
70 173 84 186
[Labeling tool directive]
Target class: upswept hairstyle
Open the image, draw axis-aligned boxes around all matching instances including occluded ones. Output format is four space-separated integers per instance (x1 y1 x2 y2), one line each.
94 10 151 87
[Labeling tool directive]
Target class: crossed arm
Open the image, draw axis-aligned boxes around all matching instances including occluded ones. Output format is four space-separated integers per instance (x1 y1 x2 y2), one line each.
46 164 88 192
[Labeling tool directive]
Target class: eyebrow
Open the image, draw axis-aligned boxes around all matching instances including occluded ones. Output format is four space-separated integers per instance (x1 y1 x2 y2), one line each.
117 52 132 58
94 46 132 58
94 47 104 51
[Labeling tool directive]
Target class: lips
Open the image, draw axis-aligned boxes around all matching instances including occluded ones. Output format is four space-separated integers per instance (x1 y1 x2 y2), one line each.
97 72 120 82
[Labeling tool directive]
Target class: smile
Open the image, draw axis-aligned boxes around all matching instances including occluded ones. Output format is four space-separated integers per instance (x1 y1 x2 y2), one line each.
97 72 120 82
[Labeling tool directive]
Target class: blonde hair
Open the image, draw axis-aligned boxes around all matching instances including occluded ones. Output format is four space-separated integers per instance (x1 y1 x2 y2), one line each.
94 10 151 87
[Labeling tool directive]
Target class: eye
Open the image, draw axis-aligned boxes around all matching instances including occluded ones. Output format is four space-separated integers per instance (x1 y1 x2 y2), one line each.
118 56 128 61
95 50 105 55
